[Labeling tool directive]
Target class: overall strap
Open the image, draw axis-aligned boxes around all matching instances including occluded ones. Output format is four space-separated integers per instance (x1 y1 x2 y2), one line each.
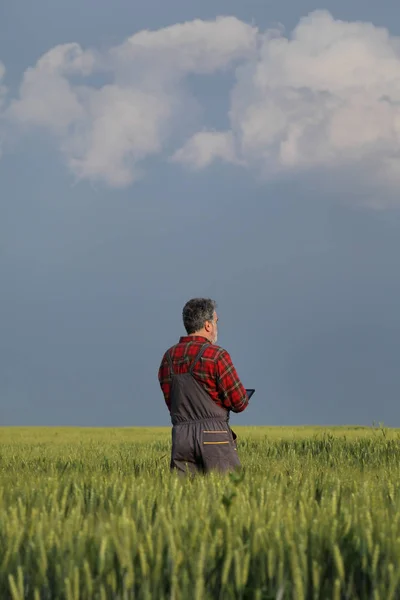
189 343 209 374
166 350 174 375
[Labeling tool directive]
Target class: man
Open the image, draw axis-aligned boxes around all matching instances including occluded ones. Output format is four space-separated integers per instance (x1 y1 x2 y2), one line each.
158 298 249 475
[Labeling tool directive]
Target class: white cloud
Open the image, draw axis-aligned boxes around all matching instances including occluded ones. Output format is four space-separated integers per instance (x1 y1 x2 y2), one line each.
181 10 400 190
8 44 94 135
5 11 400 193
170 130 240 170
111 16 257 77
64 86 174 187
6 17 256 186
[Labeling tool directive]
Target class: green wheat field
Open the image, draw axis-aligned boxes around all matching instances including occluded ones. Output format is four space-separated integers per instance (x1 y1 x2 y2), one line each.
1 425 400 599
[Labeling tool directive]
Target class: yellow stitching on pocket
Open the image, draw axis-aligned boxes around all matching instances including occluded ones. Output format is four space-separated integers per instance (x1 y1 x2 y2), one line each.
203 430 228 433
203 441 230 445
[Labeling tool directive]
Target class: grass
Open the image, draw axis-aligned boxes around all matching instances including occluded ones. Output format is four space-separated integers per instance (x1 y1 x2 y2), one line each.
1 425 400 599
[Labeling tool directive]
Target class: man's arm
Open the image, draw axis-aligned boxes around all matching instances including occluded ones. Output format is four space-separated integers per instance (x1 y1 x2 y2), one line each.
215 349 249 413
158 353 172 413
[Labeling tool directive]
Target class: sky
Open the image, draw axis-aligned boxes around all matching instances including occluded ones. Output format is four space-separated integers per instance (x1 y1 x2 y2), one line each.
2 0 400 427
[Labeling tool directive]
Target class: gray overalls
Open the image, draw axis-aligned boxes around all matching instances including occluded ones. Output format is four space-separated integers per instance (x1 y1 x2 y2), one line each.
166 343 241 475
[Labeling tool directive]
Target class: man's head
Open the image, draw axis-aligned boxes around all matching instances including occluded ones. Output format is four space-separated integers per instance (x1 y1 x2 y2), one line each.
182 298 218 344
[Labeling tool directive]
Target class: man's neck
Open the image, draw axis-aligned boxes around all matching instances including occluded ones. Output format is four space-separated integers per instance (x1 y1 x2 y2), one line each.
188 331 212 343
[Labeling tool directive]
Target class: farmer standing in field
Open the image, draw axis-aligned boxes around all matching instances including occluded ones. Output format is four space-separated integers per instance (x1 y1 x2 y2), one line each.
158 298 249 475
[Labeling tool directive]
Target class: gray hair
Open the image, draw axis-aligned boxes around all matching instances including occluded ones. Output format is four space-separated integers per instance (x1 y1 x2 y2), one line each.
182 298 217 335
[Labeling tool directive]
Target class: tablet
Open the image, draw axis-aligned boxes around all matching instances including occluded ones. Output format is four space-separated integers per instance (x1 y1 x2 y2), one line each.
246 389 255 399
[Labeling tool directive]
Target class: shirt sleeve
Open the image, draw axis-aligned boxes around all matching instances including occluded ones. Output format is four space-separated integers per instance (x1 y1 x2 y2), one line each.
215 349 249 413
158 353 172 413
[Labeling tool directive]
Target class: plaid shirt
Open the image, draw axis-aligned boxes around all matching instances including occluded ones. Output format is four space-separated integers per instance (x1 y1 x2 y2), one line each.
158 335 249 414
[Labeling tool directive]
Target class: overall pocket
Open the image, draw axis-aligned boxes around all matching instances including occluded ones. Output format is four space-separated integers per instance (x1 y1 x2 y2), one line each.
200 427 240 472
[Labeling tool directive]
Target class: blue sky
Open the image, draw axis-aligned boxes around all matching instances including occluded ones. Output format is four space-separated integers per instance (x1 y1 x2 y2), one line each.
2 0 400 427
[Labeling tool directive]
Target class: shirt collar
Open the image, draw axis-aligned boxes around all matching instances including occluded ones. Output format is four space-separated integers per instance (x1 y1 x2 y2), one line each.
179 335 210 343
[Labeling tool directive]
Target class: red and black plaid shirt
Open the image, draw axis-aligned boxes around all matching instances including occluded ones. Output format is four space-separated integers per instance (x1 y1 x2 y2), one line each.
158 335 249 414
